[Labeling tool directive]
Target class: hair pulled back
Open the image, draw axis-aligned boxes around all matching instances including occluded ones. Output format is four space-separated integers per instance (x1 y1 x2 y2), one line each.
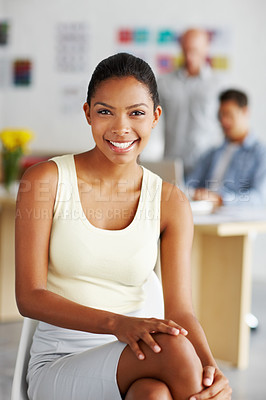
86 53 159 110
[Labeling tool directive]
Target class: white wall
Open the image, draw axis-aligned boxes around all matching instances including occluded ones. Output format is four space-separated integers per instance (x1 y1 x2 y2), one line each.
0 0 4 128
1 0 266 154
251 233 266 281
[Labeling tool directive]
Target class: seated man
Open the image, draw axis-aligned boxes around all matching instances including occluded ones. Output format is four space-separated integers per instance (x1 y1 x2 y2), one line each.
186 89 266 206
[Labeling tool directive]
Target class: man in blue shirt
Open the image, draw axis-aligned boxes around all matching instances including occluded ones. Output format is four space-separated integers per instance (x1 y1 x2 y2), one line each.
186 89 266 206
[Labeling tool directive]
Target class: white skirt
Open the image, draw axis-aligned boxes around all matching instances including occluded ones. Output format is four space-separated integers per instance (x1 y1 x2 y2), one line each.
27 272 164 400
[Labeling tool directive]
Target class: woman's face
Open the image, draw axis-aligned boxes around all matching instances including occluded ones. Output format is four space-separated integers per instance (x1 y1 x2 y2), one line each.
83 76 161 165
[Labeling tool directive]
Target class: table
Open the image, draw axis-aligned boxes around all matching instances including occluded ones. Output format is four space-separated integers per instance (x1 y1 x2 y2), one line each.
192 206 266 369
0 196 19 321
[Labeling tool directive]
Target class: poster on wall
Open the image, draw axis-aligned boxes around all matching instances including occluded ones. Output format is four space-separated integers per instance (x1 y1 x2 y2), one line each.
0 21 10 88
116 26 232 76
55 22 90 73
0 20 9 45
13 59 32 86
55 22 90 114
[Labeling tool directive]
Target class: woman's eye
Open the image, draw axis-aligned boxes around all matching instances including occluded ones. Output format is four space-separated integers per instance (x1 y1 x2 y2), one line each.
131 110 145 116
97 109 111 115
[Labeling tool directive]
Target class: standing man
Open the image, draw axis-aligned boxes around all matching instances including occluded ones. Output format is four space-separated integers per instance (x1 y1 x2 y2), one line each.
187 89 266 207
158 28 224 178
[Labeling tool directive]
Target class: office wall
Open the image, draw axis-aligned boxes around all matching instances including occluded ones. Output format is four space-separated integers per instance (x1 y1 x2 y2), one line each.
252 234 266 281
0 1 3 128
0 0 266 154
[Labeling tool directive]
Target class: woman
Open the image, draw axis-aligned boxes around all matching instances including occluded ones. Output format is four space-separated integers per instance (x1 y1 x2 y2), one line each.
15 53 231 400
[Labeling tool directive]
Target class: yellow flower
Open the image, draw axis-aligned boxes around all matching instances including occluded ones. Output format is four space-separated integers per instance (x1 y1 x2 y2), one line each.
0 128 34 152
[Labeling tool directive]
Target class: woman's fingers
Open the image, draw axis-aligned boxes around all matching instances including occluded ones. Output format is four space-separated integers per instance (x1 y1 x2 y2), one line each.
128 337 146 360
131 319 188 359
202 365 215 386
190 385 232 400
190 368 232 400
164 318 188 336
128 322 172 359
155 318 188 336
156 320 179 335
139 331 162 354
113 316 189 360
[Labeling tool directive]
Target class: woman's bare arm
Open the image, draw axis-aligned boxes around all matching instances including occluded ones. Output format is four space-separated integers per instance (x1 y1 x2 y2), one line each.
15 161 120 333
160 182 216 366
160 182 231 399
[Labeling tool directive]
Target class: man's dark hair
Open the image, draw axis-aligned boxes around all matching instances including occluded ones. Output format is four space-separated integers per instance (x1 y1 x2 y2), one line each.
219 89 248 108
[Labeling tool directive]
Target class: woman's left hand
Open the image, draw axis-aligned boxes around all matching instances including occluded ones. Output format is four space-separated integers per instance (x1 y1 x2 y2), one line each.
189 366 232 399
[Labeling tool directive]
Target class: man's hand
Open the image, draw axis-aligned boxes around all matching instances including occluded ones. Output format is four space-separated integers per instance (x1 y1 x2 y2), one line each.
193 188 223 207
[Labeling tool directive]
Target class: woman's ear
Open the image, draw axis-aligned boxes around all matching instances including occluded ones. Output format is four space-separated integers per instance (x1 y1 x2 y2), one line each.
83 102 91 125
152 105 162 128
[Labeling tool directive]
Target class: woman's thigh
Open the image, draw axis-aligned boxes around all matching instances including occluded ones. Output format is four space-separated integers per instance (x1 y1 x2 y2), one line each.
28 340 127 400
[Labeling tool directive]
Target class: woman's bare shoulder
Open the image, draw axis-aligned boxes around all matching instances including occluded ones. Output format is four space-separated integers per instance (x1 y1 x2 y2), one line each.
21 159 58 180
17 160 58 204
161 181 193 232
161 181 191 211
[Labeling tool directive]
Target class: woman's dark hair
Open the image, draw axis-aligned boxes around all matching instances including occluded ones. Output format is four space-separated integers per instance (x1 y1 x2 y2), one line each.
219 89 248 108
86 52 159 110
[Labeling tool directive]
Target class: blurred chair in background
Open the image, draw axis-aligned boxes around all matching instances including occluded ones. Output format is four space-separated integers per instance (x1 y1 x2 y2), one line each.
140 158 184 188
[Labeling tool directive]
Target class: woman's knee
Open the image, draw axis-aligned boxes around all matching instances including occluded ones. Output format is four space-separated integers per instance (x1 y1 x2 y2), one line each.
154 333 203 380
125 378 172 400
117 333 203 397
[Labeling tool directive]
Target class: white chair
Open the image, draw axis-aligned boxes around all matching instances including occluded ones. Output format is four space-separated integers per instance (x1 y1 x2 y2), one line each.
10 275 163 400
11 318 38 400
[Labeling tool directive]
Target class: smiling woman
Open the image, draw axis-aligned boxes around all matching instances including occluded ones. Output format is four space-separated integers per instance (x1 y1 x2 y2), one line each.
83 75 161 164
15 53 231 400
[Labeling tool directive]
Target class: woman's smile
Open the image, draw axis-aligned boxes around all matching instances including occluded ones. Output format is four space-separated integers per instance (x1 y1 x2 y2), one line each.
106 139 139 153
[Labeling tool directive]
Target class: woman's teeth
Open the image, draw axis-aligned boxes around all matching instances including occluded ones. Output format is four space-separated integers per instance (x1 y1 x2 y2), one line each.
109 140 134 149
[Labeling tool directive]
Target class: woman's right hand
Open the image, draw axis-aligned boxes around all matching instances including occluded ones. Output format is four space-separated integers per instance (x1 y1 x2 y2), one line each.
112 315 188 360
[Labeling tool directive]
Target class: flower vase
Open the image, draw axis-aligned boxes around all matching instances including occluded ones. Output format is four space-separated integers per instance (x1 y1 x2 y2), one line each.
2 147 22 192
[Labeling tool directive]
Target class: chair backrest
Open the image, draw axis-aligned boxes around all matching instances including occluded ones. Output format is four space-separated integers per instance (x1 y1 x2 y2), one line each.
11 318 38 400
140 158 184 188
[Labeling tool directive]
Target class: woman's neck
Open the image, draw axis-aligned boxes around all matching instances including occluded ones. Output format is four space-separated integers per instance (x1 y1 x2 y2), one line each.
76 148 143 185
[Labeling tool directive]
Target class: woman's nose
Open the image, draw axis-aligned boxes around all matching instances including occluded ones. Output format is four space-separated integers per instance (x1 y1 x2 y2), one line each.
111 116 130 135
111 127 130 135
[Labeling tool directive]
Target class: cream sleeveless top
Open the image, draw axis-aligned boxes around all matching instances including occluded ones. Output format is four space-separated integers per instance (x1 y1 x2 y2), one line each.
47 154 162 314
